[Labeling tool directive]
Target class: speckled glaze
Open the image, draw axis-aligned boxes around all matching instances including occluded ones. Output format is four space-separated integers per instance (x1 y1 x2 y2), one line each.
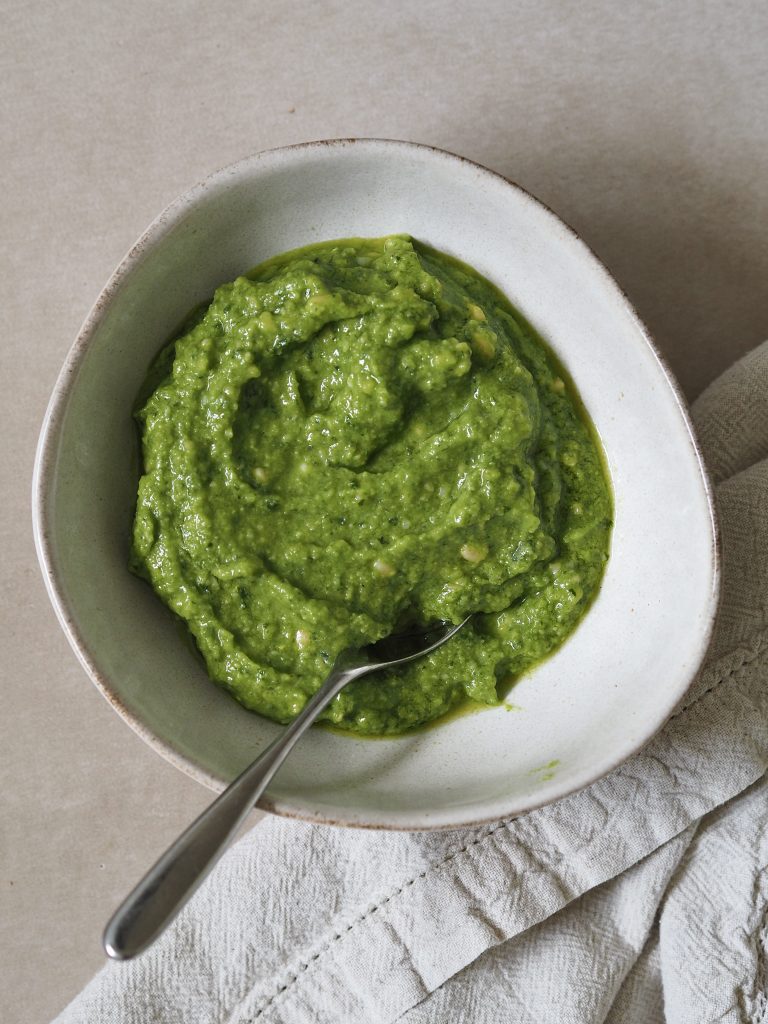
32 140 719 830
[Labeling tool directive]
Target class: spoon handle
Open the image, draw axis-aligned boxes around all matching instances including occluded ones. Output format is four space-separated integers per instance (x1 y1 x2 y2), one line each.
103 665 361 960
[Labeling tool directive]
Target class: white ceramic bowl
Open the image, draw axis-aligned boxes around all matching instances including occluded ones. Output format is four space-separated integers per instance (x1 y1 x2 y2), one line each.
33 140 719 830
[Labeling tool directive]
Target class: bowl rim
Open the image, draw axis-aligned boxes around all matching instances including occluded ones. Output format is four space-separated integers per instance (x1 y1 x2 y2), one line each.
32 137 721 830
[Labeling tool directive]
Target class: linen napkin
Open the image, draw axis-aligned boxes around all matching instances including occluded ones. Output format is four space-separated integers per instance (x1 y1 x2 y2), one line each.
55 342 768 1024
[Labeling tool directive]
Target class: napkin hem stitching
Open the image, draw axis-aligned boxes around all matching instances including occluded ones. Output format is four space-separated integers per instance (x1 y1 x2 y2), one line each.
243 635 768 1022
672 635 767 719
245 819 508 1019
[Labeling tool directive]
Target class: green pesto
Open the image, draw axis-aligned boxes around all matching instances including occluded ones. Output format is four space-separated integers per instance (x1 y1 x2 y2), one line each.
132 236 612 735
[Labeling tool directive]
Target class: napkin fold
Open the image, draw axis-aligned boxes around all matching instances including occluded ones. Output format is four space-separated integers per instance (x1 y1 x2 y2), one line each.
56 342 768 1024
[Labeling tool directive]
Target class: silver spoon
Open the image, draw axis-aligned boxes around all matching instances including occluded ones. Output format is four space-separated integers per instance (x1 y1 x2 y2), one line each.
103 616 470 960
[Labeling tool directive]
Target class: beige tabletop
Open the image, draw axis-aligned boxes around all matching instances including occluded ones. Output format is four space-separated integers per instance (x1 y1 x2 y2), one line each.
2 1 767 1020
